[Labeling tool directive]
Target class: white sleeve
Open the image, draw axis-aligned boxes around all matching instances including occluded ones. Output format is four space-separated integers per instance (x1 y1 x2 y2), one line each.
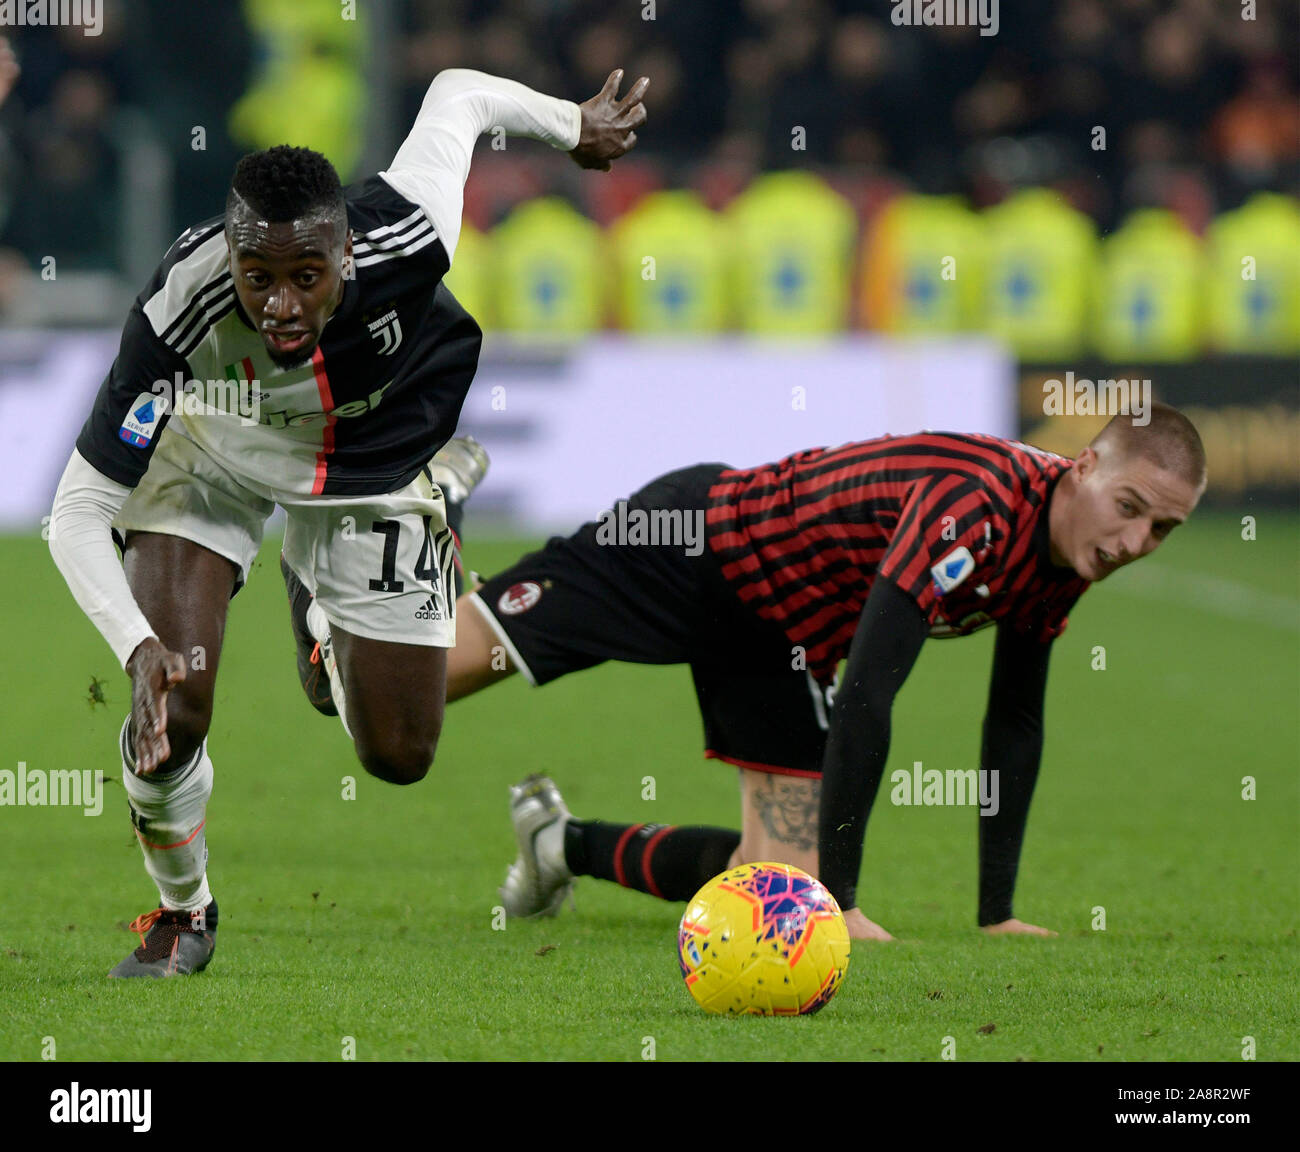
379 68 582 264
49 450 157 671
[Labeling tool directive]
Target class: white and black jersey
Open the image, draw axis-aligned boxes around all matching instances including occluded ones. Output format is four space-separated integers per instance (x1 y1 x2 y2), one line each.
75 175 481 498
50 69 582 668
72 68 583 501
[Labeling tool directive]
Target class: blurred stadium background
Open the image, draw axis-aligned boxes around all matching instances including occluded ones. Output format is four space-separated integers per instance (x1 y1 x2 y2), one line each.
0 0 1297 527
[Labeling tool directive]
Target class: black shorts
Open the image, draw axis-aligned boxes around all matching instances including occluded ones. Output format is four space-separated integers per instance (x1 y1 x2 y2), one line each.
471 464 831 777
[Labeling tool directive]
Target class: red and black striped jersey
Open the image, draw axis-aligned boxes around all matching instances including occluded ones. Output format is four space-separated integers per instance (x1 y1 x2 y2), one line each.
705 432 1092 685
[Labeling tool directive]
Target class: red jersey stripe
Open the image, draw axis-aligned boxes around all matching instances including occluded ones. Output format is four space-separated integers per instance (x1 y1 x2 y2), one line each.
310 346 336 496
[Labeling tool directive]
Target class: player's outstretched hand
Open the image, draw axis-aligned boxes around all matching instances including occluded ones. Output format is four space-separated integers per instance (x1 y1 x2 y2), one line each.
844 907 894 941
0 37 20 107
980 918 1058 937
126 638 187 775
570 69 649 172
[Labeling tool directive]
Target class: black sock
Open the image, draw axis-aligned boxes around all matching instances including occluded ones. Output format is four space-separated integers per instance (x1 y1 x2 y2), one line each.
445 497 465 598
564 820 741 902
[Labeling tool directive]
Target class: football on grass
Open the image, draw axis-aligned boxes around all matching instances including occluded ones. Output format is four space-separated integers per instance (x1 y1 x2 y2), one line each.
678 862 851 1015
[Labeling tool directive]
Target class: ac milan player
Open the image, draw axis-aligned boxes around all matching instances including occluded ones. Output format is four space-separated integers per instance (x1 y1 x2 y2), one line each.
413 409 1205 940
48 67 649 977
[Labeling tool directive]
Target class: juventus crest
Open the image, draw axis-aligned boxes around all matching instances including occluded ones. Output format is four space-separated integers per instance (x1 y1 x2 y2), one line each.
366 309 404 356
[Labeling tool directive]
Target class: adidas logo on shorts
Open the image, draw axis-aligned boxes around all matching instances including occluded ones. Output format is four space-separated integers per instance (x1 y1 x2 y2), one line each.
414 595 442 621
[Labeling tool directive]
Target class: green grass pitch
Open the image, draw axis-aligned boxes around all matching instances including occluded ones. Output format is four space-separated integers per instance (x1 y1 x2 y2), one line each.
0 511 1296 1062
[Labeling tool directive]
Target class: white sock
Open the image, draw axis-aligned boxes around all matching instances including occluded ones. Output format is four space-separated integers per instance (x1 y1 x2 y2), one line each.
307 599 352 738
120 717 213 912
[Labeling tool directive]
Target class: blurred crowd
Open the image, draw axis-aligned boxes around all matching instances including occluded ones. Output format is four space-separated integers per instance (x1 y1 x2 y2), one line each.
0 0 1296 299
0 0 251 310
416 0 1299 233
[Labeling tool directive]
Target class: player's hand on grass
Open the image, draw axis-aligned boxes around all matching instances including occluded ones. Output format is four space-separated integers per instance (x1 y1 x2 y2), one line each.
0 37 19 106
570 69 648 171
980 918 1058 937
844 907 894 941
126 638 187 775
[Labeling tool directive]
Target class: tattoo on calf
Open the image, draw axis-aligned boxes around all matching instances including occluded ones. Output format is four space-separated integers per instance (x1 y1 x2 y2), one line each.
752 775 820 850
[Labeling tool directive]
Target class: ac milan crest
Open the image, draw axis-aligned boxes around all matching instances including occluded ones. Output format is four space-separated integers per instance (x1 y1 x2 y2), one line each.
497 581 542 616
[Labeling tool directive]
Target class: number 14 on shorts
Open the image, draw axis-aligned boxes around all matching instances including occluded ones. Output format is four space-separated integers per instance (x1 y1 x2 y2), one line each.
368 516 441 594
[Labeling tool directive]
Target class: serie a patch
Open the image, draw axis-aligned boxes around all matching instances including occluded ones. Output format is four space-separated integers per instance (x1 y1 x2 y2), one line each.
930 545 975 597
118 392 166 448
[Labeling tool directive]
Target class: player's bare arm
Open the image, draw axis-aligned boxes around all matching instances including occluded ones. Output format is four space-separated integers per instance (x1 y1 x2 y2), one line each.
569 69 649 171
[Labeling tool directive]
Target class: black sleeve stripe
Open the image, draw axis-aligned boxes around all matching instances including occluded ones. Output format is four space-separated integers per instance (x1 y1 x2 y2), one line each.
175 293 238 359
162 275 234 349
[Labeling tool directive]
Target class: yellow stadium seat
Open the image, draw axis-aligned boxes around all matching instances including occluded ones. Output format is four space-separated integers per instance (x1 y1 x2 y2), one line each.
608 190 730 333
1206 193 1300 354
490 198 606 336
859 193 983 335
1097 208 1203 362
982 189 1097 360
725 171 857 335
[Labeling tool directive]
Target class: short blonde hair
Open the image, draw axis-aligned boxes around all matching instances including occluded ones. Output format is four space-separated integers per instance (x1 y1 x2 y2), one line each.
1090 402 1207 491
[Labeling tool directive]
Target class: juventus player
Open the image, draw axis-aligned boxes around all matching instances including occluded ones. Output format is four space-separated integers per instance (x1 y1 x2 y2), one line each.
48 68 649 977
423 412 1205 940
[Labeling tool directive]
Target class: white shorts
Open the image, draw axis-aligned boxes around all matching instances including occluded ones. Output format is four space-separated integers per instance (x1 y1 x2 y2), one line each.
112 424 457 647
